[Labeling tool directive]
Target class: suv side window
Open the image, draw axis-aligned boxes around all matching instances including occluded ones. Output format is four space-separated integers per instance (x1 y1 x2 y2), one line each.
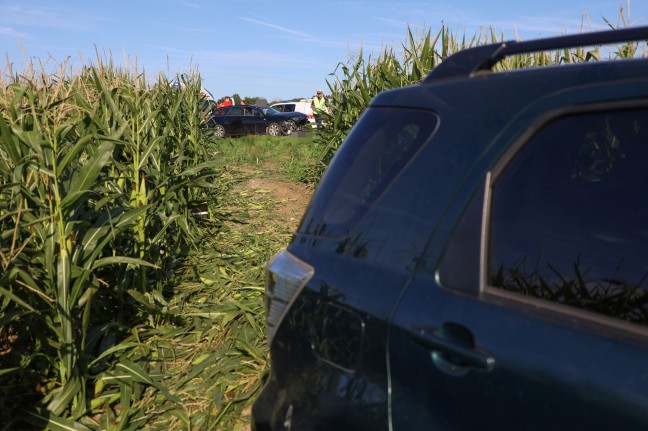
488 108 648 327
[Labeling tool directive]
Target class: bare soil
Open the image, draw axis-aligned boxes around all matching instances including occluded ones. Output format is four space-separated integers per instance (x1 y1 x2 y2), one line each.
231 165 313 233
243 176 311 228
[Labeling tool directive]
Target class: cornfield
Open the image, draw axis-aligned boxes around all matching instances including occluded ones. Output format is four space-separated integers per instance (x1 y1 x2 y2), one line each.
1 4 646 429
0 56 225 429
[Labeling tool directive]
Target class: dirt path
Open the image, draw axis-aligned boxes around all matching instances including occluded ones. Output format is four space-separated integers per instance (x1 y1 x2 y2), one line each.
231 167 311 430
230 165 313 234
244 176 311 229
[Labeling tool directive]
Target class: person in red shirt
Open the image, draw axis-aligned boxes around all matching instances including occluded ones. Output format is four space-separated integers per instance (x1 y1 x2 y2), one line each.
216 97 233 108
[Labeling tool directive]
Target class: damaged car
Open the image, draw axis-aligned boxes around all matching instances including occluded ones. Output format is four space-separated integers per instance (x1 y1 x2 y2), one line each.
208 105 309 137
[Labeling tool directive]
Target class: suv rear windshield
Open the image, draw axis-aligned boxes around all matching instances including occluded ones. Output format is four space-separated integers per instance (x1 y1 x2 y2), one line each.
301 106 438 238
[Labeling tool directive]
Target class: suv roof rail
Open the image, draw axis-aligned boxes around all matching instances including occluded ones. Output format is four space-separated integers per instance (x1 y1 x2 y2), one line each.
425 26 648 82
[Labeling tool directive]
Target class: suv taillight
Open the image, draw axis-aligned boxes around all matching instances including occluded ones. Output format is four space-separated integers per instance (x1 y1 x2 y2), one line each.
265 250 314 344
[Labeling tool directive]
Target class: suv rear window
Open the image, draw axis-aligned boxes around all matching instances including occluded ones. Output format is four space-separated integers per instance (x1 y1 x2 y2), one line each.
302 107 438 238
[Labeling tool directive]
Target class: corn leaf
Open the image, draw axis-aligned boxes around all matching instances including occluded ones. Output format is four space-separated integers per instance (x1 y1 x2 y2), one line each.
116 359 180 403
47 377 82 416
62 141 115 208
23 408 92 431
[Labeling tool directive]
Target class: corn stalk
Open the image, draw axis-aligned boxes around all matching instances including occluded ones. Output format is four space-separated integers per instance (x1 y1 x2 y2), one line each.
0 56 222 429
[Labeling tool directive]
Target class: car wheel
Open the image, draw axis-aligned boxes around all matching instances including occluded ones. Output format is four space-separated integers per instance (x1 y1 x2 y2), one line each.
267 123 281 136
213 124 226 138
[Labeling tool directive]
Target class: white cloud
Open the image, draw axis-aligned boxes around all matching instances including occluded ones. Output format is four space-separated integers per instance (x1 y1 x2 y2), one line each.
235 16 364 52
371 16 409 27
0 3 98 32
239 17 315 39
145 44 326 69
0 26 29 39
460 15 595 39
180 1 201 9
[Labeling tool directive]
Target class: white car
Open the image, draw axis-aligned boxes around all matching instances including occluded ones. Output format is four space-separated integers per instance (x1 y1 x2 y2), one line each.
270 99 316 129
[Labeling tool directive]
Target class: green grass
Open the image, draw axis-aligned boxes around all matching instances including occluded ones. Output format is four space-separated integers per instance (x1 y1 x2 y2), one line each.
209 133 324 183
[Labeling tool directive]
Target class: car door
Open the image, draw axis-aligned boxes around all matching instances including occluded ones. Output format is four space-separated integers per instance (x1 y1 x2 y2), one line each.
388 105 648 430
222 106 244 135
242 107 264 134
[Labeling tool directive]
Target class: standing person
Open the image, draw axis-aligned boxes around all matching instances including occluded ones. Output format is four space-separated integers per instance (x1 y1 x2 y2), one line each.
311 89 328 129
217 97 233 108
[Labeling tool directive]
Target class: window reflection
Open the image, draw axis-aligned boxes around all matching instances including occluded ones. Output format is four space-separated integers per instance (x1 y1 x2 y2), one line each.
489 109 648 326
309 107 437 237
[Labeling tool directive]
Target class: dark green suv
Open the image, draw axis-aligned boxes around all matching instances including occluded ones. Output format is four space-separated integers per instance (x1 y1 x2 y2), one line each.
253 26 648 430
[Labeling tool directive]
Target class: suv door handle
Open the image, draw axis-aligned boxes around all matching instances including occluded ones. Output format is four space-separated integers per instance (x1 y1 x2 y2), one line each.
410 322 495 376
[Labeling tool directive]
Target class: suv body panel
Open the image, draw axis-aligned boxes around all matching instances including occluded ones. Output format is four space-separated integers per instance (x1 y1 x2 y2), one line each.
253 28 648 430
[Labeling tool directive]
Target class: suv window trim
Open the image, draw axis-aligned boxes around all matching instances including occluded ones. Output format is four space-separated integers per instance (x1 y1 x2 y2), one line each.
478 99 648 342
482 283 648 344
481 245 648 347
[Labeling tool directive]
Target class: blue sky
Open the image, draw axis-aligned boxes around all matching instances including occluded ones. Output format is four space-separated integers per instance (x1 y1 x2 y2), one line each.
2 1 647 101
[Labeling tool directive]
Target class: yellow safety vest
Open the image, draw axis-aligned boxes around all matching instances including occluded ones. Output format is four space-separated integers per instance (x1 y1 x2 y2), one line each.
312 96 327 114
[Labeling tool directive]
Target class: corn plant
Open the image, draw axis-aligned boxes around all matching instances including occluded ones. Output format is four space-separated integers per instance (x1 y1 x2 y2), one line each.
305 25 476 182
309 6 647 183
0 56 222 429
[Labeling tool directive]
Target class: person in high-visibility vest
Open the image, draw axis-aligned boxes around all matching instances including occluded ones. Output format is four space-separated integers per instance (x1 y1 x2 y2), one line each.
311 89 329 129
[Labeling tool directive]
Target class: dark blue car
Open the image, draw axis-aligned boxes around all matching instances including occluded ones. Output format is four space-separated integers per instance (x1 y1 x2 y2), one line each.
252 26 648 430
208 105 309 137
